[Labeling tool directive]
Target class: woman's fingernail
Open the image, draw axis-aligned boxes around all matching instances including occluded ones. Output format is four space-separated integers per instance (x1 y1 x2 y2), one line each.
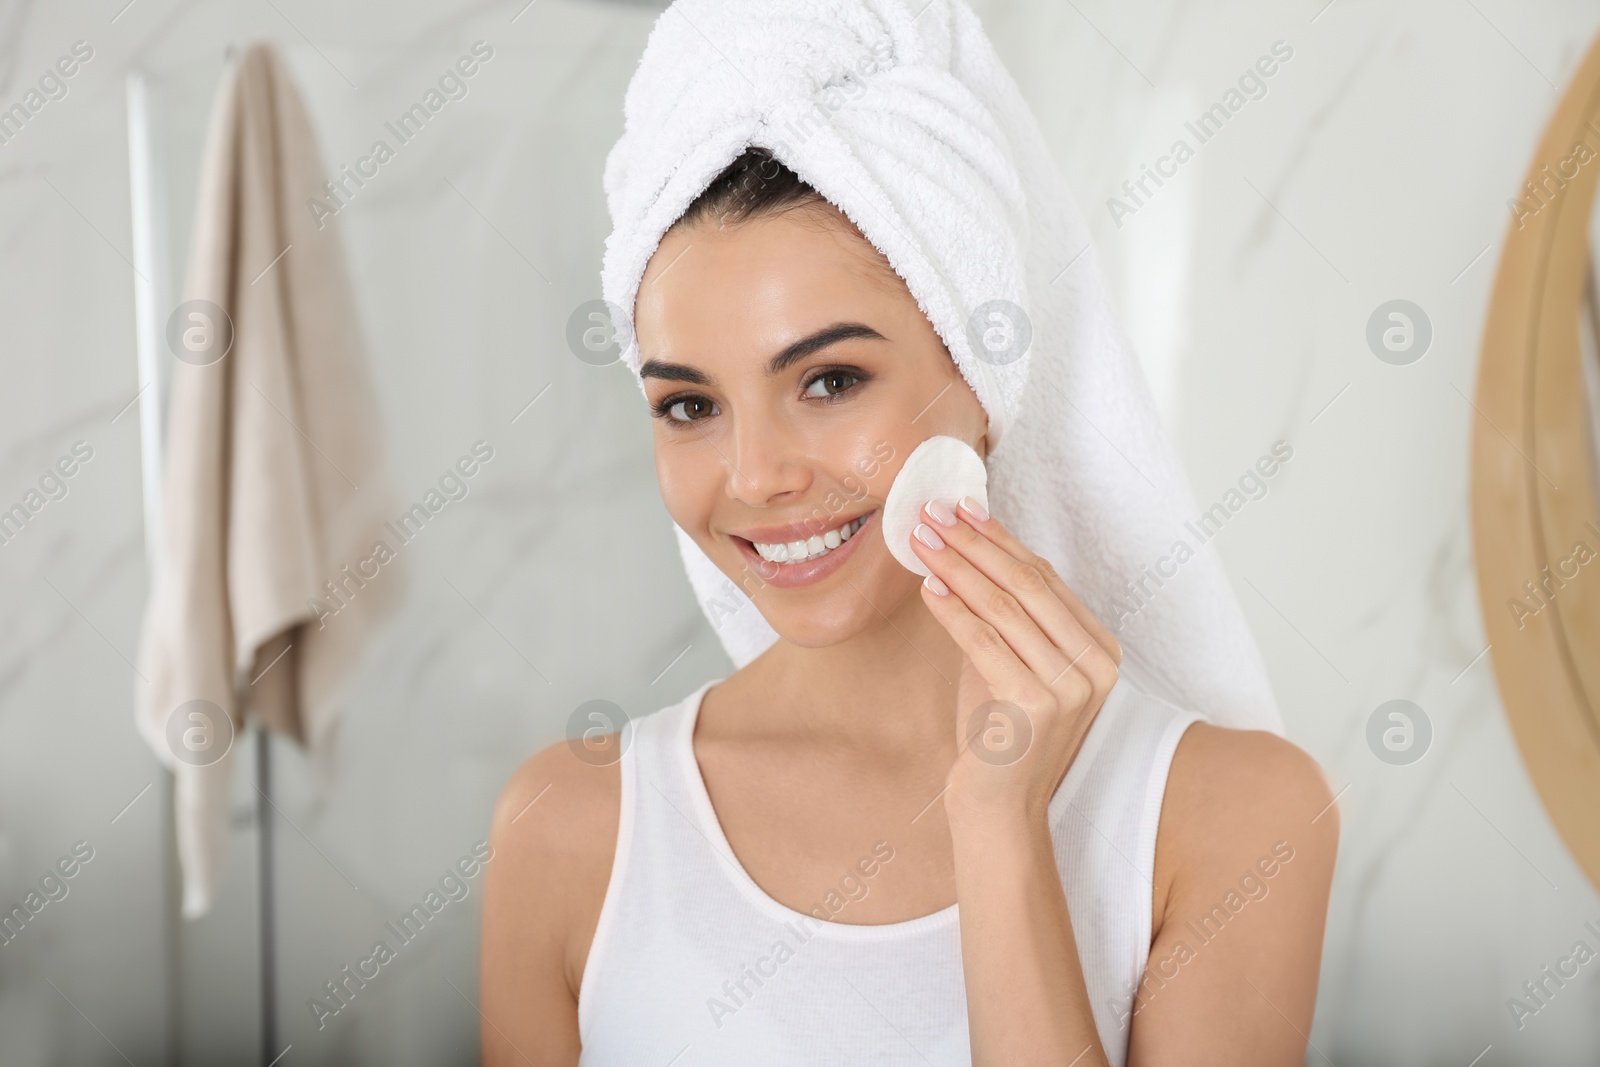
924 573 950 596
958 496 989 522
925 499 958 527
913 523 945 550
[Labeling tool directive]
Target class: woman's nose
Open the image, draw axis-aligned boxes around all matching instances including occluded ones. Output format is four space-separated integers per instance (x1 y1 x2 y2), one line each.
724 415 812 506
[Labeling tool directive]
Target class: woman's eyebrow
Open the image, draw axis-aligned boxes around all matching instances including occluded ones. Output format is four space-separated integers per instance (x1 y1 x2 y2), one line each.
637 359 711 385
767 321 886 375
638 321 886 385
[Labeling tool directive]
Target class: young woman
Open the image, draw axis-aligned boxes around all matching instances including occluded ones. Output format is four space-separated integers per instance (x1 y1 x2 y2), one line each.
482 6 1337 1064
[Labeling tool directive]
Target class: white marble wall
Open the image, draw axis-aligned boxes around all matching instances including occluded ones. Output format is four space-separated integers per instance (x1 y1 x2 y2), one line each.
1 0 1597 1064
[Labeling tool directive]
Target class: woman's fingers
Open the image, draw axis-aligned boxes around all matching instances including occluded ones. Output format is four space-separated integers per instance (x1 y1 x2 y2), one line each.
916 501 1117 700
954 497 1123 668
914 516 1075 689
943 510 1099 671
919 558 1052 711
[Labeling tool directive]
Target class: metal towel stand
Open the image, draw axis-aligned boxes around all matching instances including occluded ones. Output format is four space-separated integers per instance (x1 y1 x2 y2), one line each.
127 42 280 1067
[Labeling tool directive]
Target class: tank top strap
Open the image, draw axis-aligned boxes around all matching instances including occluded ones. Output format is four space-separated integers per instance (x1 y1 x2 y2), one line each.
1046 675 1205 1044
577 679 718 1042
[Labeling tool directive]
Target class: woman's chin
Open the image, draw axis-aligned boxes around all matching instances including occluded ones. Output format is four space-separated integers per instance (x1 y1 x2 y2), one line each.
754 572 925 651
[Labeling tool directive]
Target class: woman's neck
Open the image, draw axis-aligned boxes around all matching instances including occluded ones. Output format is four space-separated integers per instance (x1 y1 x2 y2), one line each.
712 591 966 752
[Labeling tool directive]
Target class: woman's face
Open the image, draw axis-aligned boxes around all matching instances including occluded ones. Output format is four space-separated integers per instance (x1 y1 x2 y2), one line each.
633 202 988 650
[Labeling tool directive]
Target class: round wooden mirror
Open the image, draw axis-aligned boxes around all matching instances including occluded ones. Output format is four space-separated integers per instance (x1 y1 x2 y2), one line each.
1473 31 1600 892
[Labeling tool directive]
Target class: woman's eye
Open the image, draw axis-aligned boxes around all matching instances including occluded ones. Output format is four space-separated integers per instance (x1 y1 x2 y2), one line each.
803 370 860 398
661 395 717 423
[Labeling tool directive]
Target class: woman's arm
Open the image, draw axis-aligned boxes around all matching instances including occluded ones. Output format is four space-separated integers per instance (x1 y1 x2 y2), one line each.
910 498 1336 1066
911 498 1125 1066
947 800 1109 1065
1127 724 1339 1066
480 742 620 1067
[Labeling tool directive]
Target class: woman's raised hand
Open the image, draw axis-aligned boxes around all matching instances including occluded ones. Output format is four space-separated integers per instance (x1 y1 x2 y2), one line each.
911 496 1123 827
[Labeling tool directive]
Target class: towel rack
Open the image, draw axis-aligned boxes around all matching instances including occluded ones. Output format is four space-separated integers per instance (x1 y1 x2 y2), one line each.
126 47 281 1067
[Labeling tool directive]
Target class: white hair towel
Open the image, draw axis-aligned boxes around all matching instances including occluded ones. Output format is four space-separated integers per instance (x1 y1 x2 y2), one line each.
600 0 1282 733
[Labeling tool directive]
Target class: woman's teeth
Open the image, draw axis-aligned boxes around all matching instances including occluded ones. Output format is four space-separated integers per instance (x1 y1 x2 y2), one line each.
752 513 870 564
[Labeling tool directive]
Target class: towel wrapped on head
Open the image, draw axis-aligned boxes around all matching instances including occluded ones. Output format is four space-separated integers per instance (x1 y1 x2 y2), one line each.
602 0 1283 734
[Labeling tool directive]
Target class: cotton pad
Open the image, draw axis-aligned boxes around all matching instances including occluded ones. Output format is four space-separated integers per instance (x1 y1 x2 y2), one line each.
880 435 989 577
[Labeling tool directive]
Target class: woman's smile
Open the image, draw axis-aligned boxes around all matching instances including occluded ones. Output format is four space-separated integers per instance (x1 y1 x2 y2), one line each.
728 508 877 588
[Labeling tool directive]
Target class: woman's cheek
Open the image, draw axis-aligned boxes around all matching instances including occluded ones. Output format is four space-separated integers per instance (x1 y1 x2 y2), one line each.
653 449 701 528
807 420 896 493
856 430 915 496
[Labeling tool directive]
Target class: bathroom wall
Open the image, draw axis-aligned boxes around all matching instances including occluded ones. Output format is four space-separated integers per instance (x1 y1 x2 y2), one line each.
0 0 1595 1064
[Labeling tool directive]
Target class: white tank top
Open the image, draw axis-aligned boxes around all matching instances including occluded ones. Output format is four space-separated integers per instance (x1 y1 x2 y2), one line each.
576 675 1202 1067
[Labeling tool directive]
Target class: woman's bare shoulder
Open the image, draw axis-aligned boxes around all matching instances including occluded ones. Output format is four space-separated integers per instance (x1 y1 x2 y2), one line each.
1151 722 1340 929
1165 723 1337 828
485 736 622 1003
492 735 623 865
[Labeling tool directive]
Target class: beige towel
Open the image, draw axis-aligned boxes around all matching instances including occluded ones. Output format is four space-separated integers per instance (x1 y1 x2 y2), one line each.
135 42 400 919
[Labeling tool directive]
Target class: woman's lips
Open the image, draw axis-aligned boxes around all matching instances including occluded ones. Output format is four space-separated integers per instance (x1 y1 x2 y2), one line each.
731 510 876 589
